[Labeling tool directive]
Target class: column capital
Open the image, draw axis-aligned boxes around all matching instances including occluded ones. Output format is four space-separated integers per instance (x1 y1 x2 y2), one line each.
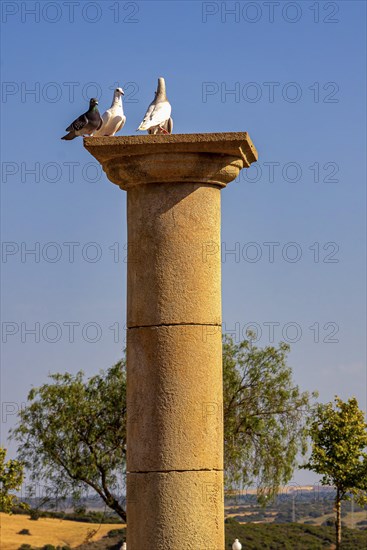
84 132 258 190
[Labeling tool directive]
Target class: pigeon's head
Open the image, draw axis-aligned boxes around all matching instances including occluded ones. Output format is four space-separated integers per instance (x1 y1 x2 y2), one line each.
156 77 167 98
89 98 99 108
115 87 124 96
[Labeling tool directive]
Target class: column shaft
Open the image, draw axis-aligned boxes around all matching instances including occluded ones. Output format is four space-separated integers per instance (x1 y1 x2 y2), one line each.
126 182 224 549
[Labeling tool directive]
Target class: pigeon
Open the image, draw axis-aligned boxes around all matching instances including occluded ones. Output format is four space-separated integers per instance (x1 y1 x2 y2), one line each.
232 539 242 550
93 88 126 137
137 77 173 135
61 98 102 140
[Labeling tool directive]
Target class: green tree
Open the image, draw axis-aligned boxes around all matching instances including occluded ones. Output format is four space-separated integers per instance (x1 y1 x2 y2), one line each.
223 334 315 504
0 447 24 512
301 396 367 549
11 361 127 521
11 336 314 518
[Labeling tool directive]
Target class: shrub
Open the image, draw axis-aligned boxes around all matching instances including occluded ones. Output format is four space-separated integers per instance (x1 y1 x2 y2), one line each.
42 545 56 550
73 505 86 515
29 509 40 521
18 529 31 535
107 528 126 538
225 517 240 525
18 545 32 550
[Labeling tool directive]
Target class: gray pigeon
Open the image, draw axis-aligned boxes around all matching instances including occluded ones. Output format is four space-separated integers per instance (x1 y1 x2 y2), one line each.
137 77 173 134
61 98 102 140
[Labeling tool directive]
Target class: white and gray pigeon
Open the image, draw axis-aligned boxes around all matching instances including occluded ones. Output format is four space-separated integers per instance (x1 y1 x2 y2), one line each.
137 77 173 135
232 539 242 550
93 87 126 137
61 98 102 140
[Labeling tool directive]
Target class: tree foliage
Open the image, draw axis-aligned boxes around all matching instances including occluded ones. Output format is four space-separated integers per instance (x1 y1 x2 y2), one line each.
11 361 126 521
11 336 314 517
0 447 24 513
301 396 367 548
223 334 315 504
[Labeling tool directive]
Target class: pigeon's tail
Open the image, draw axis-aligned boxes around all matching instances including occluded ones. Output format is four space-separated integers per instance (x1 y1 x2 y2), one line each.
147 118 173 135
166 117 173 134
61 132 76 140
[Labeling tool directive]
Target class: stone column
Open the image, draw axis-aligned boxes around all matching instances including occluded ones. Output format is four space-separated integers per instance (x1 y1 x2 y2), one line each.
84 133 258 550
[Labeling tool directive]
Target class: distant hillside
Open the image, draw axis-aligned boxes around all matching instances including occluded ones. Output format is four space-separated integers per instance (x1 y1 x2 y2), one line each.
75 522 367 550
0 513 125 550
224 521 367 549
225 489 367 529
2 515 366 550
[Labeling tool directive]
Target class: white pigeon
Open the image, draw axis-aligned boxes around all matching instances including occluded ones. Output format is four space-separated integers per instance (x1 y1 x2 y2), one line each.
93 87 126 136
232 539 242 550
137 77 173 134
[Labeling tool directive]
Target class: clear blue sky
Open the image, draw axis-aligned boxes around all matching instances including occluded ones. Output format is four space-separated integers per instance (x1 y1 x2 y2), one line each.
1 1 366 487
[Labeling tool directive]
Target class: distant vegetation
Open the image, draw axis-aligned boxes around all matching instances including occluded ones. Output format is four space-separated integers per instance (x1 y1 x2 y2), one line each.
11 522 367 550
224 521 367 549
1 502 366 550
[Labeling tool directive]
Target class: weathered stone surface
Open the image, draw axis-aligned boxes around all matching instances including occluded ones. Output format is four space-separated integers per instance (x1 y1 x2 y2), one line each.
84 132 258 189
127 324 223 472
126 182 221 328
127 470 224 550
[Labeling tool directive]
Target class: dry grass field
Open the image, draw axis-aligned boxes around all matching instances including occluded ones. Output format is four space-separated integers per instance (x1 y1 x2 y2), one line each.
0 513 125 550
